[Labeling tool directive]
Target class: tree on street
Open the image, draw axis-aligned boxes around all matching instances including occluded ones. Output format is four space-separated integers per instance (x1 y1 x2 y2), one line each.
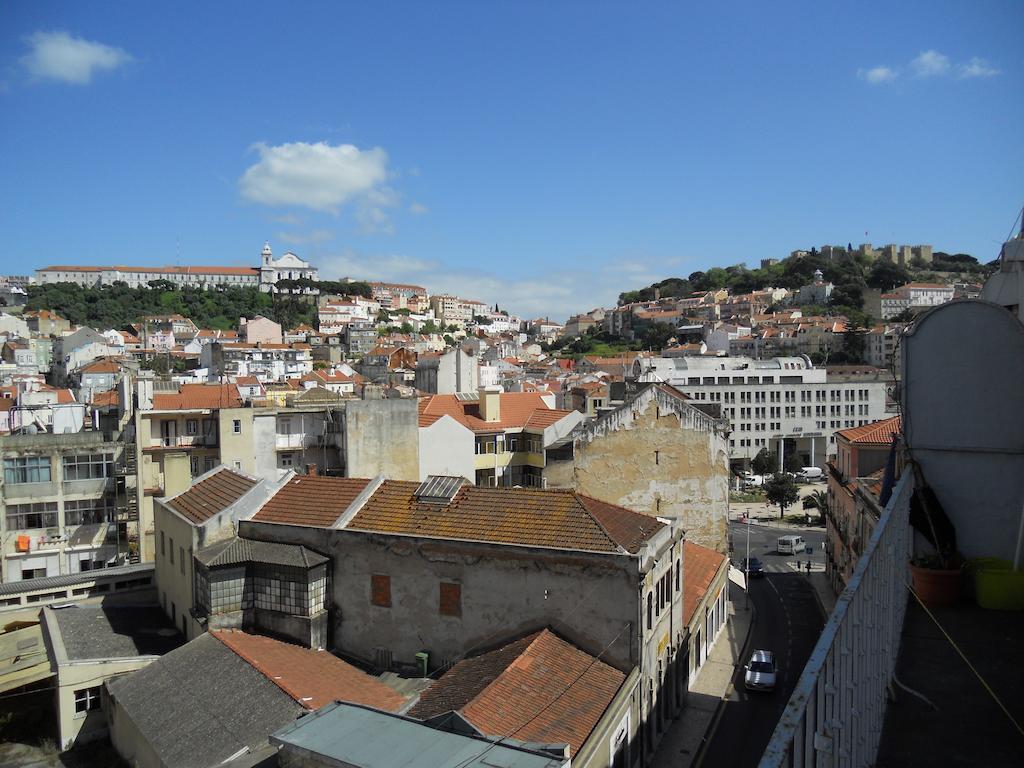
803 489 830 523
751 448 777 476
764 474 800 519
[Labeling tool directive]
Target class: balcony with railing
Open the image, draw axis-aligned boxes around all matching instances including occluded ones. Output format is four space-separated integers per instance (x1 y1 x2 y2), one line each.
144 434 218 451
760 472 913 768
275 432 317 451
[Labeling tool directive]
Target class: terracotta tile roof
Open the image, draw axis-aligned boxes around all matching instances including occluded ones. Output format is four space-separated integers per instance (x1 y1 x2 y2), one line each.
346 481 664 553
166 468 259 525
683 541 727 625
215 630 408 711
80 358 121 374
55 389 76 404
418 392 576 434
40 264 258 276
91 390 120 408
835 415 901 446
151 383 243 410
409 629 624 756
254 475 373 527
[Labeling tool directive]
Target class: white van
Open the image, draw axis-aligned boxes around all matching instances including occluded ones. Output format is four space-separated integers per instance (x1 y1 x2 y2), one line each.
797 467 823 482
777 535 805 555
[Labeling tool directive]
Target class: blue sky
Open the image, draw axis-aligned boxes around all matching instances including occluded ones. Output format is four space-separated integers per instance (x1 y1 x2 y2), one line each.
2 2 1022 320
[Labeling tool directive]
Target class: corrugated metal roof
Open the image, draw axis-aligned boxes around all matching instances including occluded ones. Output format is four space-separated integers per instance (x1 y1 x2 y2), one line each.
270 702 568 768
0 563 153 597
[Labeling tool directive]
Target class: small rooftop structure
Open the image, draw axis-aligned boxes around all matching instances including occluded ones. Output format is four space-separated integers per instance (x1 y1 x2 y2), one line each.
271 701 569 768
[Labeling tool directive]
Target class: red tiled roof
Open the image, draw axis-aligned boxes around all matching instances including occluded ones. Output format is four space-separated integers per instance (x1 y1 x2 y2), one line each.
80 358 121 374
151 383 243 410
835 415 901 446
40 264 258 276
683 541 727 625
166 468 259 525
213 630 406 712
55 389 76 404
418 392 575 433
409 629 624 756
91 390 120 408
253 475 373 527
346 481 664 553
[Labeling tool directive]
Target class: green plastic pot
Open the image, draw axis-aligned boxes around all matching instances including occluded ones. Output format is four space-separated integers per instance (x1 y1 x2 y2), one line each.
970 558 1024 611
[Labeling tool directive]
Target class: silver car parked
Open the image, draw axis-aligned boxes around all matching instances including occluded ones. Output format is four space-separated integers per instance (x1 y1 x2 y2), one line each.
744 649 777 692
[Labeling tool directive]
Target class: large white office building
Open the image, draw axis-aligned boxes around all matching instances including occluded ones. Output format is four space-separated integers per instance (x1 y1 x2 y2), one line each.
633 355 891 468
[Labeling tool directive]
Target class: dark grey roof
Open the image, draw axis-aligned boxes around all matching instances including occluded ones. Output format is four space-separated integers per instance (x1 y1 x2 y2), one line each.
49 605 183 661
0 562 152 596
194 537 328 569
106 633 304 768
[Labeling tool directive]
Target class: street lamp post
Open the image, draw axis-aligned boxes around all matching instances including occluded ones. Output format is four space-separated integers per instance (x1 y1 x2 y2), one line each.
745 514 751 609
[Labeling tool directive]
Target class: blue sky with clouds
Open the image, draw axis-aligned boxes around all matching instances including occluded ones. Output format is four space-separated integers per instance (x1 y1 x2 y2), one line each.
2 1 1022 320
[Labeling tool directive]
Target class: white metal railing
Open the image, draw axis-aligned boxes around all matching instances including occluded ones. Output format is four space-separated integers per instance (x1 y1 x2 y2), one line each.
760 472 913 768
275 433 314 449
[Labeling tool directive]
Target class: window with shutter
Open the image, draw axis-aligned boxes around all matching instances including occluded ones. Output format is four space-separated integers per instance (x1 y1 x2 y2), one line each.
439 582 461 617
371 574 391 607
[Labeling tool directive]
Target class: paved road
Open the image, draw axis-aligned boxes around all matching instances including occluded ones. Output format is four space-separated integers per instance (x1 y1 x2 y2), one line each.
697 523 826 768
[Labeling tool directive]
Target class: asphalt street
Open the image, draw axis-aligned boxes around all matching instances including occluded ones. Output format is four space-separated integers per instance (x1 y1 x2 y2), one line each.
697 522 826 768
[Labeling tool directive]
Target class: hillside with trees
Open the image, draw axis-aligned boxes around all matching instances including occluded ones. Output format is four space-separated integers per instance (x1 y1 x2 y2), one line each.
24 280 371 332
617 247 992 326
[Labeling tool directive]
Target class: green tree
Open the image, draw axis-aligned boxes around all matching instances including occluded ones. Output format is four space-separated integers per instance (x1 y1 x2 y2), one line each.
751 448 777 476
867 260 910 290
784 451 804 473
803 489 830 523
764 474 800 519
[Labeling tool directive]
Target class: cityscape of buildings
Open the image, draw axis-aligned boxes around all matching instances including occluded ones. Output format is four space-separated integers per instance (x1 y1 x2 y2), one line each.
0 225 1019 768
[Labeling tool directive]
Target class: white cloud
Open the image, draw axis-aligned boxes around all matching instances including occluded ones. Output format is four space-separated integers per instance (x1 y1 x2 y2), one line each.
21 30 131 85
409 202 429 215
239 141 390 213
277 229 335 246
269 213 304 225
910 50 950 78
958 57 1000 79
858 66 898 84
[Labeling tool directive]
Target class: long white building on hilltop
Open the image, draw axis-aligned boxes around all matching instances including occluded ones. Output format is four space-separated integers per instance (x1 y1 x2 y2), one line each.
35 243 317 292
633 355 891 468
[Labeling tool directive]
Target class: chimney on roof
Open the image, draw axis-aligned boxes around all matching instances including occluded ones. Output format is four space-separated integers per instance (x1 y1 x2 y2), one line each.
306 463 318 477
478 385 502 423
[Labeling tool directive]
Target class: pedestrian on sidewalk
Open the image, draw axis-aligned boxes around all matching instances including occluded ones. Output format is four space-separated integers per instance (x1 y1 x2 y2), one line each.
806 560 812 576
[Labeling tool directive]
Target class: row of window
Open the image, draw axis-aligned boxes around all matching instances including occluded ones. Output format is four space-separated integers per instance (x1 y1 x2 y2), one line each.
4 496 117 530
371 574 462 617
646 559 681 631
3 453 114 485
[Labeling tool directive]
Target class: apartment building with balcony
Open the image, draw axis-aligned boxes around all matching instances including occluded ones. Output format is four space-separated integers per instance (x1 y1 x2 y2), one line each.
417 388 583 487
1 431 132 583
633 355 889 469
200 341 313 382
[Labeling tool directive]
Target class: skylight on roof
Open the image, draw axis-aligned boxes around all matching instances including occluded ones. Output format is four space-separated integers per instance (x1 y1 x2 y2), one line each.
414 476 466 504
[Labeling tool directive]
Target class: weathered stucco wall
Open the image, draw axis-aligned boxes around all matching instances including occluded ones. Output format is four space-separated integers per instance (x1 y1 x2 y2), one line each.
554 389 730 553
344 399 419 480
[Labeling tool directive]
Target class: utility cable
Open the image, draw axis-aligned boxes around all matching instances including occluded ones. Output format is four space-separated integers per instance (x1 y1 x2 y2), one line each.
906 583 1024 739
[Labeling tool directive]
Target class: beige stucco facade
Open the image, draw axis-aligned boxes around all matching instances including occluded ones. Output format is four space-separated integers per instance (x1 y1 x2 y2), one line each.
547 385 731 552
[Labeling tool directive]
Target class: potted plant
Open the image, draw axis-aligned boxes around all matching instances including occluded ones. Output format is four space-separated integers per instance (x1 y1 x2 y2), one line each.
909 552 964 606
907 462 963 606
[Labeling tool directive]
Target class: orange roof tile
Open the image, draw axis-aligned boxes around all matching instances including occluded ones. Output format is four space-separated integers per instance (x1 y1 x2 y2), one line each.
835 415 901 445
418 392 575 434
80 358 121 374
346 481 664 554
253 476 373 527
151 383 242 410
91 390 120 408
166 468 259 525
213 630 406 712
683 541 727 625
409 629 623 756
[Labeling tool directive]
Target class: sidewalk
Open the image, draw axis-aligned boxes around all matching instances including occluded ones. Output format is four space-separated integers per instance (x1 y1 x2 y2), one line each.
651 580 754 768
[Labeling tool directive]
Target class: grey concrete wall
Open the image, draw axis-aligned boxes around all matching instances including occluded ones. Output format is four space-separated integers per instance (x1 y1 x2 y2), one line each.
345 399 419 481
903 300 1024 562
239 521 642 673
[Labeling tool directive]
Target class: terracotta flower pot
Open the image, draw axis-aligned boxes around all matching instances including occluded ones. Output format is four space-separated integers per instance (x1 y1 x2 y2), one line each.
909 562 963 606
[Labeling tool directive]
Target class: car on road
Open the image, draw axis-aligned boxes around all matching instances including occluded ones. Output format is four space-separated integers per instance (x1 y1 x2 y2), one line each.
738 557 765 578
777 535 805 555
744 650 777 692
